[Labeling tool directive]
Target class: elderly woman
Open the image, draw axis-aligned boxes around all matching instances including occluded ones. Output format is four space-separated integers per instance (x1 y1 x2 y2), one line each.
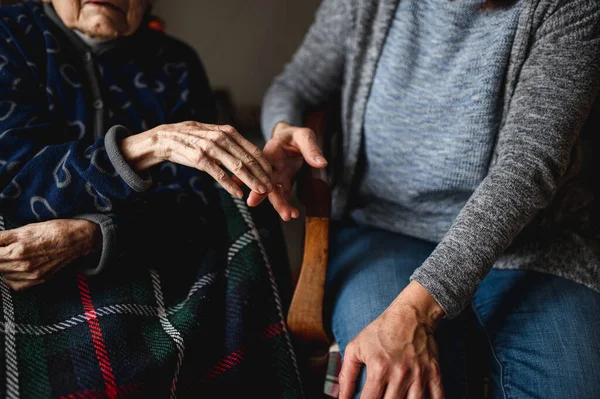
0 0 302 397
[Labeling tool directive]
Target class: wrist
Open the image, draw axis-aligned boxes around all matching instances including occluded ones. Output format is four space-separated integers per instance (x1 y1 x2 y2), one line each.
66 219 103 256
85 221 103 255
392 281 445 329
119 128 161 171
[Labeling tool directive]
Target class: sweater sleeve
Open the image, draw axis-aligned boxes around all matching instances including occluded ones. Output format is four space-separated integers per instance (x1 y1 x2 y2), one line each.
410 0 600 319
0 27 151 225
260 0 351 139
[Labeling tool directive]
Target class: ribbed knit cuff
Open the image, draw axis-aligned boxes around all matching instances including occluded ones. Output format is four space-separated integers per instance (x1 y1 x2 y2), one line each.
104 125 152 192
409 266 468 320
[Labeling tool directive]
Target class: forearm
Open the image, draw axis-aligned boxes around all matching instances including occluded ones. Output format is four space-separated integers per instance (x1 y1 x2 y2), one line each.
410 162 550 318
411 0 600 319
260 0 350 139
1 126 154 224
117 127 162 172
261 83 311 140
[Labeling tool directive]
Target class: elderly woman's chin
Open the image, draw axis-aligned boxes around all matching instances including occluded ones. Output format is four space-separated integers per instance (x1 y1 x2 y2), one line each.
50 0 147 39
78 14 129 39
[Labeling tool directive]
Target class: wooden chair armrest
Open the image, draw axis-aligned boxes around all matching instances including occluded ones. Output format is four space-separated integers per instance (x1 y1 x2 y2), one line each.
286 104 333 349
285 95 340 396
287 166 331 354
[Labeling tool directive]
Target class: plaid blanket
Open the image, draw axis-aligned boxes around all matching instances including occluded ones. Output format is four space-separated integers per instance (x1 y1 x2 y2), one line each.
324 345 341 398
0 189 304 399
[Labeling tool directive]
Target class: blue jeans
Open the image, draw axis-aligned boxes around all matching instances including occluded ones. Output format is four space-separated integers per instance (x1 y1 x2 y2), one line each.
325 221 600 398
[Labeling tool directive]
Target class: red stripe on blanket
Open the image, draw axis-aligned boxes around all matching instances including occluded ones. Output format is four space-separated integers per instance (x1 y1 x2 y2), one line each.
200 321 286 382
263 321 284 338
200 348 247 382
77 275 118 399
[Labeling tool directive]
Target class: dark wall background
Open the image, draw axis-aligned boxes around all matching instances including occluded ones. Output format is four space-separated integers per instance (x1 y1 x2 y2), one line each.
154 1 320 110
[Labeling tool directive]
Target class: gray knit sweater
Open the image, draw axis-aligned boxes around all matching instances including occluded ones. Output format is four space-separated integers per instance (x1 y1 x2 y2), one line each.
353 0 523 243
261 0 600 319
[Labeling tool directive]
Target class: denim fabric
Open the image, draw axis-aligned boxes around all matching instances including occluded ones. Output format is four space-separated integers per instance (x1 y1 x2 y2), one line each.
473 269 600 399
326 221 600 398
325 221 467 398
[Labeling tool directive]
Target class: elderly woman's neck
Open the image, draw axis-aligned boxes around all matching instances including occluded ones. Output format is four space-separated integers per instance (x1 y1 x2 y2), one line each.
72 29 111 48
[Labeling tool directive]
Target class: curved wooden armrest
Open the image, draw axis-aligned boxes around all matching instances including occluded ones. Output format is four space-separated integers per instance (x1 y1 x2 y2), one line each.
287 169 331 355
286 105 335 362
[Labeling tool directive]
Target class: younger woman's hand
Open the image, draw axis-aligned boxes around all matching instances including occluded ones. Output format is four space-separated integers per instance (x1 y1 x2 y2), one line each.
339 281 446 399
0 219 101 291
246 122 328 221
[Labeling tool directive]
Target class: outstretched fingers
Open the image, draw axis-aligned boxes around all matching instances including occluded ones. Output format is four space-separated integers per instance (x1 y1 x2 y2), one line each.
291 128 328 168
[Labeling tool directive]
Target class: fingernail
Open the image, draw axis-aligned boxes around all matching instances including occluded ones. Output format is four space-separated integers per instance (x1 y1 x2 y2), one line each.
236 190 244 199
258 184 267 194
315 156 327 165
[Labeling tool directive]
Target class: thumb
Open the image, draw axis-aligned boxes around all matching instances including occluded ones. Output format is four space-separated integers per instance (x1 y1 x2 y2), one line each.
338 347 363 399
247 190 268 207
292 128 328 168
0 230 15 246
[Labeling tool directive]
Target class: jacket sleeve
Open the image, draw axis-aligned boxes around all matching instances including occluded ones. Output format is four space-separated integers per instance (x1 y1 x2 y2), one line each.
0 26 151 226
410 0 600 319
83 46 219 275
260 0 352 139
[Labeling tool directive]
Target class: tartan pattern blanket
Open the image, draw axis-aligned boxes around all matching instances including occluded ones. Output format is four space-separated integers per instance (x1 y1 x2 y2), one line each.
0 189 304 399
323 345 341 398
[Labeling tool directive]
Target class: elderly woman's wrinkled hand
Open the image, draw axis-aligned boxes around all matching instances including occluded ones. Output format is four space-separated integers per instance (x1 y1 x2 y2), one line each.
120 121 274 199
0 219 101 291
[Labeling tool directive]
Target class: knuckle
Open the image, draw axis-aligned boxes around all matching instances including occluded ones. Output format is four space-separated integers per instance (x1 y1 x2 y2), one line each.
189 136 203 149
10 243 25 258
429 361 441 377
213 131 227 144
345 341 358 355
244 157 259 168
30 269 44 280
250 146 263 157
17 261 33 272
195 150 207 165
221 125 235 134
158 142 171 162
369 361 387 380
215 170 228 182
232 160 245 172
